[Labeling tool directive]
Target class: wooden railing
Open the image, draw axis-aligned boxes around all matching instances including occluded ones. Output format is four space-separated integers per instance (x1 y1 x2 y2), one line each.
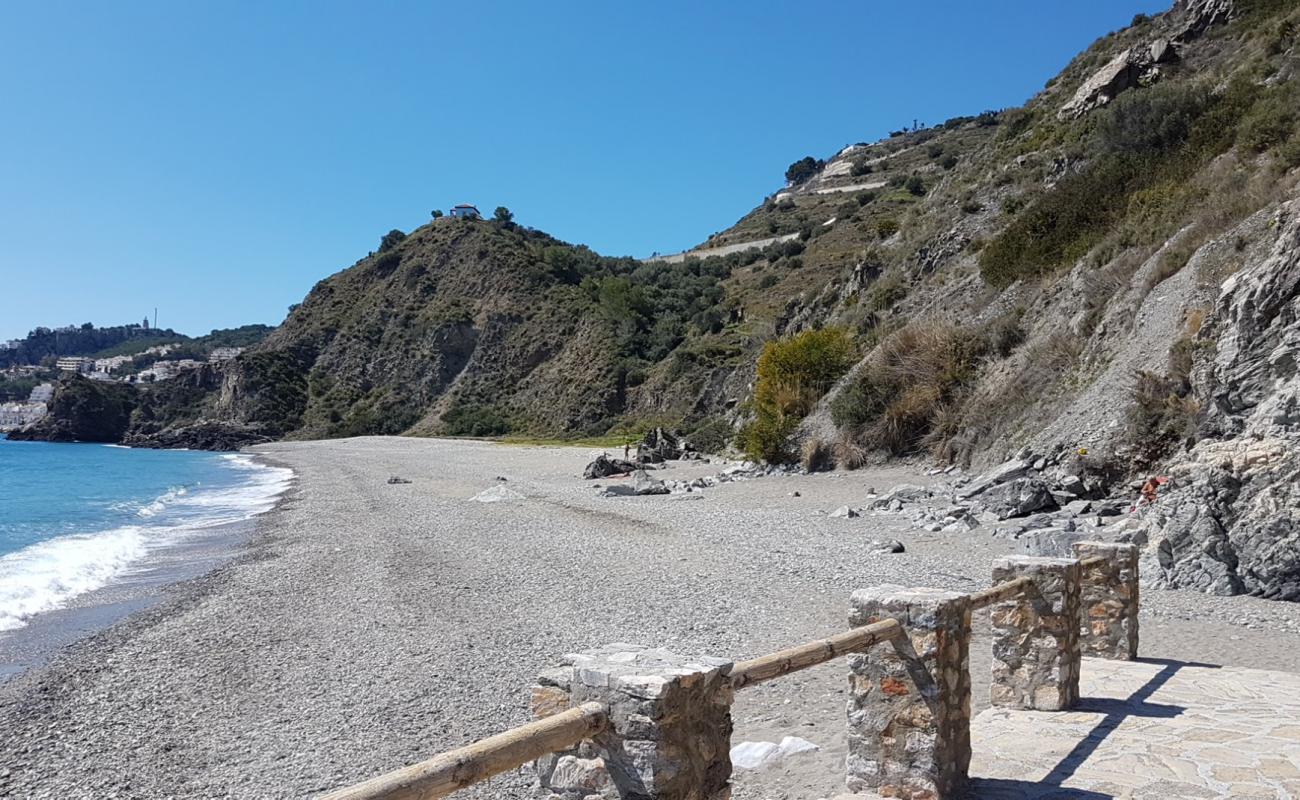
319 543 1137 800
728 618 902 690
319 703 607 800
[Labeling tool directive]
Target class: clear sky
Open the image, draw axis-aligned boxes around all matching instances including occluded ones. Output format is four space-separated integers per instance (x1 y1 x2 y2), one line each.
0 0 1169 340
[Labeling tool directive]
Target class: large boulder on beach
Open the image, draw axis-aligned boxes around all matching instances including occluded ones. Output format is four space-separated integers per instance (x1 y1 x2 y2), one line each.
583 454 639 479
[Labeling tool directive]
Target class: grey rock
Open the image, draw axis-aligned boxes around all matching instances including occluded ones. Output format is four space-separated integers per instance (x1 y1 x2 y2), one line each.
583 454 640 480
974 477 1058 520
632 470 670 496
386 476 412 485
866 539 906 554
957 459 1032 499
830 505 860 519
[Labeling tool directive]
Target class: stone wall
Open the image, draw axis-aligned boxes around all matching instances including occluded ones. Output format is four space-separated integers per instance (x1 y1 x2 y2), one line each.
846 586 972 799
990 557 1082 711
533 644 734 800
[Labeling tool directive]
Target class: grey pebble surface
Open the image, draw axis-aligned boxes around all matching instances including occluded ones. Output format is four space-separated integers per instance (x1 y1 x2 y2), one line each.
1 436 1298 799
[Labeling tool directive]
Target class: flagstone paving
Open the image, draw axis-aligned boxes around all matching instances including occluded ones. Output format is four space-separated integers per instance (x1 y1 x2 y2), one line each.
963 656 1300 799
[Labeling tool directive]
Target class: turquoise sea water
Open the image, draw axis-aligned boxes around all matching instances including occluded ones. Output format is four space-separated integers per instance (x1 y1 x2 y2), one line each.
0 438 291 632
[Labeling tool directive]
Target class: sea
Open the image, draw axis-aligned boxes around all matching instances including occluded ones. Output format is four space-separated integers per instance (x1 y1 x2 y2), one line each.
0 438 292 654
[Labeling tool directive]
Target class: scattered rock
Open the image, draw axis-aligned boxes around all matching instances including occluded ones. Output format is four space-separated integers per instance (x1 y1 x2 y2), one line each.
386 477 412 485
830 505 860 519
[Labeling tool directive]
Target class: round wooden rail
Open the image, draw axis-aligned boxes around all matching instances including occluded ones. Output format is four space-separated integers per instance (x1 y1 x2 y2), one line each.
728 618 903 690
967 575 1033 611
318 702 608 800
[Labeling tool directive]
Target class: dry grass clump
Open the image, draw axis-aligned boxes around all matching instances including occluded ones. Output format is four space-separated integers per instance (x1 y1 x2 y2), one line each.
800 437 835 472
830 320 988 455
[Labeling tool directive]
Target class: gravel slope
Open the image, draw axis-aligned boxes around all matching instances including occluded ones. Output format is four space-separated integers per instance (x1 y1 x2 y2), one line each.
1 436 1298 799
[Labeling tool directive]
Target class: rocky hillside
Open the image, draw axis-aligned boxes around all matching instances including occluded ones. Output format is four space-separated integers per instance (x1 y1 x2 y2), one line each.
17 0 1300 598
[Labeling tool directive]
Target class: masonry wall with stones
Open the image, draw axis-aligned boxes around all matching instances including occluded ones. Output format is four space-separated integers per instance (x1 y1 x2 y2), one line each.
532 644 734 800
845 586 972 800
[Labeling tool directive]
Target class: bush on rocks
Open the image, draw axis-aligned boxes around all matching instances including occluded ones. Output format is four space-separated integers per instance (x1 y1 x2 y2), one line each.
738 328 856 463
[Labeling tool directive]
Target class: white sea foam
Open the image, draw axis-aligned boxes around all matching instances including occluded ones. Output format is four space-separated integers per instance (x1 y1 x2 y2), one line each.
0 456 293 632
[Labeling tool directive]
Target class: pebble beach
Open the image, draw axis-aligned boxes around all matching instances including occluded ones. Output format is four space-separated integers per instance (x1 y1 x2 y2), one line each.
2 436 1299 799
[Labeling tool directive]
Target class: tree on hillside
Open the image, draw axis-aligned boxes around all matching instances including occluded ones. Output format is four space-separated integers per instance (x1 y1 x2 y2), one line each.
785 156 821 185
379 229 406 252
431 209 443 218
494 206 514 224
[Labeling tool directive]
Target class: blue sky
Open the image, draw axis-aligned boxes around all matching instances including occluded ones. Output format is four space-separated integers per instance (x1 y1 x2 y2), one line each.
0 0 1168 340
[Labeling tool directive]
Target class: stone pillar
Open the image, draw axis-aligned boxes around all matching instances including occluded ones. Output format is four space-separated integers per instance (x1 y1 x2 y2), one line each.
990 556 1082 711
846 586 971 800
531 643 734 800
1073 541 1140 660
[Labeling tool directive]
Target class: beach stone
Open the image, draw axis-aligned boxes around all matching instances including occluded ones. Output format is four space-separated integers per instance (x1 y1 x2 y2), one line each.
990 557 1081 711
533 644 734 800
866 539 905 554
632 470 670 496
846 586 971 799
1073 541 1140 660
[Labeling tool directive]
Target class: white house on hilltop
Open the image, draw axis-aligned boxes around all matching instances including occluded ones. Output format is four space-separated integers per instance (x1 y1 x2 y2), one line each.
55 357 94 374
449 204 481 219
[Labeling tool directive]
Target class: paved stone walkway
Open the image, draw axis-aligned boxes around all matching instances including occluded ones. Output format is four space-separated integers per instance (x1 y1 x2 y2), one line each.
966 656 1300 799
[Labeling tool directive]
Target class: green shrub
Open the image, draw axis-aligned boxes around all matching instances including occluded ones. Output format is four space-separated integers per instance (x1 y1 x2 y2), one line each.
940 154 959 170
683 416 734 454
442 402 513 437
785 156 822 185
869 271 907 311
876 218 900 239
738 328 856 462
979 82 1235 288
904 175 927 196
851 159 873 177
758 273 781 289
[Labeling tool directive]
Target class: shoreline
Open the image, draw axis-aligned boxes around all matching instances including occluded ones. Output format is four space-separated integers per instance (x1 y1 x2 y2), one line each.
0 450 296 685
1 437 1298 799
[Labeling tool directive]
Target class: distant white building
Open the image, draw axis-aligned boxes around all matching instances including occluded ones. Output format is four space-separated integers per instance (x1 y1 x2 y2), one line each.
0 401 46 431
449 203 481 219
208 346 243 363
28 383 54 403
94 355 133 373
55 357 94 374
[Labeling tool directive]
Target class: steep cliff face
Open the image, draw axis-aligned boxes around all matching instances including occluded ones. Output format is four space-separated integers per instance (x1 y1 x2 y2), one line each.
1135 202 1300 599
9 368 271 449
